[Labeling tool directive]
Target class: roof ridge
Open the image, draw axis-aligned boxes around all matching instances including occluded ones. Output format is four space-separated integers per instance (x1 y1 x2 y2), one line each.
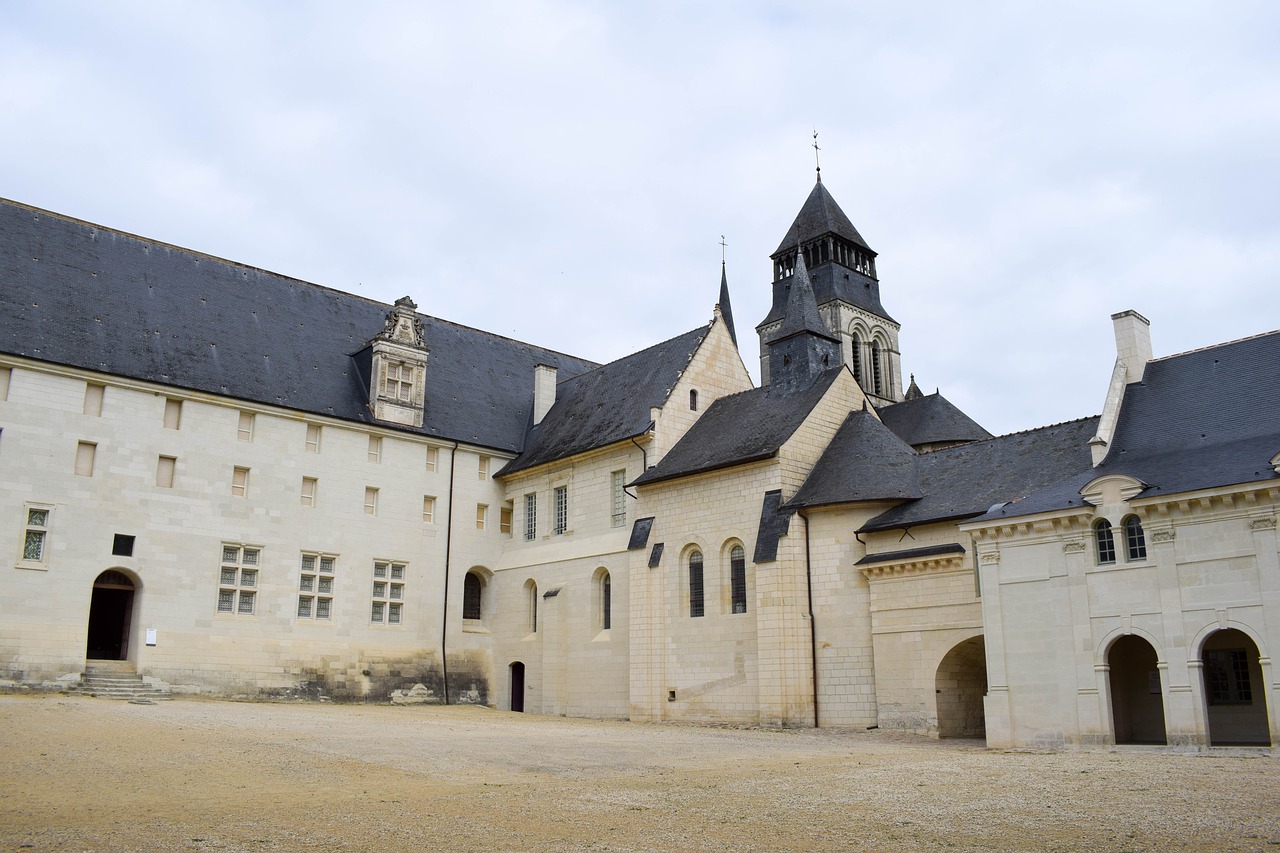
1149 328 1280 363
1 197 599 370
950 415 1100 448
556 324 709 386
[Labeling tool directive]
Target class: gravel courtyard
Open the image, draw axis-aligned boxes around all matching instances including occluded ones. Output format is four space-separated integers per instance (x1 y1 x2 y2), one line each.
1 695 1277 852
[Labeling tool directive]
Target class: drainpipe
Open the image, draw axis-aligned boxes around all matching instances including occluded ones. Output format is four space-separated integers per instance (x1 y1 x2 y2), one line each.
439 441 459 705
799 509 819 728
624 430 653 500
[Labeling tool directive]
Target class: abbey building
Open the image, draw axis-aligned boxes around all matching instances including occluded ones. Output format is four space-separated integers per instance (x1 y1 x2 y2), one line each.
1 179 1276 749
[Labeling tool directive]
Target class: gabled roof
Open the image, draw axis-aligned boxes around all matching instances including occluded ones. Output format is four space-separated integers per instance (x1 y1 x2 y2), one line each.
773 180 873 256
786 408 921 509
497 325 710 477
978 330 1280 523
878 392 992 449
860 417 1100 532
632 367 844 488
0 198 598 451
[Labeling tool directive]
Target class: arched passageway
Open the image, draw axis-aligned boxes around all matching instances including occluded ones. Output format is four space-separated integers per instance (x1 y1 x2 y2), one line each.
86 570 136 661
936 636 986 738
1108 635 1167 744
1202 629 1270 746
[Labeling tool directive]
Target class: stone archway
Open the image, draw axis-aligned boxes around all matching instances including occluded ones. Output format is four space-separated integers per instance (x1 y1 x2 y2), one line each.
1108 635 1167 744
936 636 986 738
86 570 136 661
1201 629 1270 746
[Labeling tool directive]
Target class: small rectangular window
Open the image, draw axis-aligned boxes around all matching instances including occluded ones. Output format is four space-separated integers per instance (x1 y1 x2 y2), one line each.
425 446 438 472
364 487 378 516
500 505 512 535
232 466 250 497
112 534 135 557
156 455 176 488
478 455 490 480
368 435 382 463
524 493 537 541
305 424 321 453
163 398 182 430
422 496 435 524
476 504 488 530
74 441 97 477
21 505 51 564
301 477 317 507
553 486 568 535
0 367 10 401
237 411 255 442
83 383 104 416
611 470 626 528
384 363 413 402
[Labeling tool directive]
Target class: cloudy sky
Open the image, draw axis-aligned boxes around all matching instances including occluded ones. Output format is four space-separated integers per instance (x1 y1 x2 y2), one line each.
4 2 1278 435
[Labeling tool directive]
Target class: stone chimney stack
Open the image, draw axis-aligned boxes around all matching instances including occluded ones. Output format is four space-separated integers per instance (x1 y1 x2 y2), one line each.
533 364 557 425
1112 310 1152 384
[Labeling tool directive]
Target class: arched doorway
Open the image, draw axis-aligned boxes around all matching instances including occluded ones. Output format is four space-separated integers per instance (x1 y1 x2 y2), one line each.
1108 635 1166 744
509 662 525 712
86 570 136 661
935 636 986 738
1201 629 1270 746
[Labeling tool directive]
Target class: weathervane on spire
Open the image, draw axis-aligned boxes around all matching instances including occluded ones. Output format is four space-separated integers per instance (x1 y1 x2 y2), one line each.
812 129 821 181
719 234 728 264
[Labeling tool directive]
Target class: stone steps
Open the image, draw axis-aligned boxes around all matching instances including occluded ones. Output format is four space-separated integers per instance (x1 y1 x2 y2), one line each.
69 666 171 702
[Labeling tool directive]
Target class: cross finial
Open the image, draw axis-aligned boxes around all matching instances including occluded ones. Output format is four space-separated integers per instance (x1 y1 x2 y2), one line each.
719 234 728 264
812 129 821 181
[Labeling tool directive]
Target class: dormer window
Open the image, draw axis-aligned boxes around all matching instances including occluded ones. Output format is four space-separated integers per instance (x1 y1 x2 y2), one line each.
384 363 414 402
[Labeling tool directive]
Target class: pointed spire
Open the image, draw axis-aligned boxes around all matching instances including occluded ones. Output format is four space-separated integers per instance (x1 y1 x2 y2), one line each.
905 373 924 400
718 261 737 345
773 180 872 257
775 245 836 342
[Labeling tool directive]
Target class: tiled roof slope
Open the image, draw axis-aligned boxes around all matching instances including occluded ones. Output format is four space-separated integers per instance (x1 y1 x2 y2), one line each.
0 199 598 451
497 326 710 477
773 180 873 255
632 367 844 487
878 392 993 448
979 330 1280 523
787 409 921 509
860 417 1100 532
758 265 895 330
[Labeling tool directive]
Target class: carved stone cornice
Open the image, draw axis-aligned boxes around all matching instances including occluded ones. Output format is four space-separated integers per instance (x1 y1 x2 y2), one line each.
1251 517 1277 531
859 555 967 580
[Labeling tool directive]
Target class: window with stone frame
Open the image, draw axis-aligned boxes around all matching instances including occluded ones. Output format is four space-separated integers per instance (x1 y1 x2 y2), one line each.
611 470 626 528
476 503 488 530
384 362 414 402
1123 515 1147 561
301 477 318 507
163 398 182 429
237 411 255 441
729 544 747 614
1206 648 1253 704
368 435 383 463
218 545 260 615
1094 520 1116 565
305 423 321 453
74 441 96 477
422 495 435 524
463 571 483 620
231 466 250 498
19 504 52 566
297 552 336 620
83 383 104 416
871 340 884 395
553 485 568 535
688 550 705 617
364 487 378 516
478 455 490 480
499 505 512 534
425 446 438 472
524 492 537 541
371 560 406 625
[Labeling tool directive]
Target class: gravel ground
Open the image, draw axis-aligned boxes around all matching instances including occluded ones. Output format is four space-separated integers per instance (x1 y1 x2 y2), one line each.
1 694 1277 852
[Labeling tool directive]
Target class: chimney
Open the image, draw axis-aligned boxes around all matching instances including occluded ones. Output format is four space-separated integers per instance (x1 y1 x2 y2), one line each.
533 364 557 425
1111 310 1152 383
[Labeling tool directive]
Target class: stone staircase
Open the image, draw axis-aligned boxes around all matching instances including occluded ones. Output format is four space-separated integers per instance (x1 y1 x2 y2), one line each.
70 661 171 702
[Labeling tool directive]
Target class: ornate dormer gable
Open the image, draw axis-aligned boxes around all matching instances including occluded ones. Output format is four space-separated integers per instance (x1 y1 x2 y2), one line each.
368 295 429 428
1080 473 1146 508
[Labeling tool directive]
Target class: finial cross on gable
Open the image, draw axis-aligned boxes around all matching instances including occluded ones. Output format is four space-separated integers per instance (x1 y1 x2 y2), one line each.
812 129 821 179
719 234 727 263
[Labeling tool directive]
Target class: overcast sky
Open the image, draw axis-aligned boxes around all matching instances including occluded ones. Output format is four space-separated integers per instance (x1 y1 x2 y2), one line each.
4 2 1278 435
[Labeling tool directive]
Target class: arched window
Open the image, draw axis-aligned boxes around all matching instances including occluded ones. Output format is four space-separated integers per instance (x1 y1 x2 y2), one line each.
688 550 704 618
871 340 883 395
525 580 538 633
1095 520 1116 565
730 545 747 614
599 570 612 630
850 333 863 385
463 571 483 620
1123 515 1147 561
689 390 698 411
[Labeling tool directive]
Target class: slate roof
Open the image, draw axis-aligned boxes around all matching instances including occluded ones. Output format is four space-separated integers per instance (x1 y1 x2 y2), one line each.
773 180 873 256
878 392 993 449
859 417 1101 532
787 409 921 509
0 199 598 451
773 248 836 343
855 543 966 566
978 330 1280 523
632 367 844 487
718 264 736 345
496 325 710 477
